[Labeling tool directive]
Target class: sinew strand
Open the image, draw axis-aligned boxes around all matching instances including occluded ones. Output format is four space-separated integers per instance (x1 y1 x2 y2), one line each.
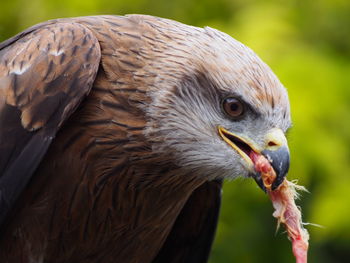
268 180 309 263
253 154 309 263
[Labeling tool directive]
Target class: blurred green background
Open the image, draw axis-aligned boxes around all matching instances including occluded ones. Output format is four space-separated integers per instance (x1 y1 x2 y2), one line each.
1 0 349 262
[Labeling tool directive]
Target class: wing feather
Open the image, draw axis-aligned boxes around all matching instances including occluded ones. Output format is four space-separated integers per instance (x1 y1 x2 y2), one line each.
0 21 101 225
153 180 223 263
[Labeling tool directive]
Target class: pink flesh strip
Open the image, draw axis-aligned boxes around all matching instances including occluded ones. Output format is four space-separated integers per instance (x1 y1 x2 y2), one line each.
251 153 309 263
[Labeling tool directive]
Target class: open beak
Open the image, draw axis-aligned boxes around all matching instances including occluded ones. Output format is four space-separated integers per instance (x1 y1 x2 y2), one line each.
218 126 290 192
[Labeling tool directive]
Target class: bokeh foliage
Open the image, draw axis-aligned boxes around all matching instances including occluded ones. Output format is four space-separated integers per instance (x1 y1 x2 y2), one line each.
1 0 349 262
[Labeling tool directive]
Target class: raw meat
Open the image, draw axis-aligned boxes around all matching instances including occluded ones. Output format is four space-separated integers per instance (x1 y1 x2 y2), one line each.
252 154 309 263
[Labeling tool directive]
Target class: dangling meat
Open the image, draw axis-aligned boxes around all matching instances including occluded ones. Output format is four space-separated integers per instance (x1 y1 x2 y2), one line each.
252 154 309 263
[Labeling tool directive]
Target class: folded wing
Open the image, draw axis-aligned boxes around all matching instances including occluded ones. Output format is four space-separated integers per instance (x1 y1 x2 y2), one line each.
0 21 101 226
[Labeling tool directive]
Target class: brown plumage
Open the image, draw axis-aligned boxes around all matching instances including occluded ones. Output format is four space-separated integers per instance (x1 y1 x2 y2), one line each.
0 15 292 262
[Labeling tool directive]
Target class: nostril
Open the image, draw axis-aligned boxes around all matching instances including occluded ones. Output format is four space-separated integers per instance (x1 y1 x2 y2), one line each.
268 141 277 147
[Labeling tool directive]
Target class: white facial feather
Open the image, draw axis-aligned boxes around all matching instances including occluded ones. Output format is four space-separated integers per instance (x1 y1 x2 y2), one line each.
141 16 291 180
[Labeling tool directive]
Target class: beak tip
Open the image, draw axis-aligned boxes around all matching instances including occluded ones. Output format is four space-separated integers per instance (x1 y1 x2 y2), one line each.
271 176 286 190
261 146 290 191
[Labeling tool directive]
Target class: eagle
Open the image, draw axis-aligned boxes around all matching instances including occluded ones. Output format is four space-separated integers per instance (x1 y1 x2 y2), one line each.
0 15 291 262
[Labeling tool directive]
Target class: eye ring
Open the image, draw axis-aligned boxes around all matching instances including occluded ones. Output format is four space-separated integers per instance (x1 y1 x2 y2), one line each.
222 97 245 119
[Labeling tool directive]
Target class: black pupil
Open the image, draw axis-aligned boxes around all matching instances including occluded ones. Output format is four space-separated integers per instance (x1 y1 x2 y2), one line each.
230 102 239 112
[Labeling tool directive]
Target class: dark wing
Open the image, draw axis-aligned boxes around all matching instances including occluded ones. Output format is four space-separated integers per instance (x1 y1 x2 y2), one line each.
0 21 101 225
153 179 223 263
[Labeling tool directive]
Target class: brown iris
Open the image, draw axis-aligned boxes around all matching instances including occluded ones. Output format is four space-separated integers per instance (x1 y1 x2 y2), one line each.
222 97 244 118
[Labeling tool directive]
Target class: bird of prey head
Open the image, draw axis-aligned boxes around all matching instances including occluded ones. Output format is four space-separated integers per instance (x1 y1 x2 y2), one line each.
143 22 291 190
0 15 292 262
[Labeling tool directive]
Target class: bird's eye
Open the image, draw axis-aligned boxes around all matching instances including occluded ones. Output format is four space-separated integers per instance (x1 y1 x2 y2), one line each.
222 97 244 118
